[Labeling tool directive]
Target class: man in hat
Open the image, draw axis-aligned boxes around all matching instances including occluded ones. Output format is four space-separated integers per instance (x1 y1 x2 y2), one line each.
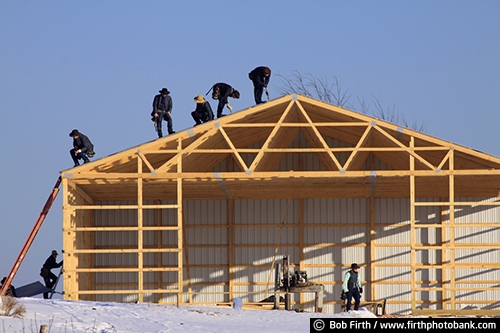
40 250 63 299
1 277 17 297
248 66 271 105
210 83 240 118
151 88 175 138
342 263 363 311
191 94 214 126
69 129 94 167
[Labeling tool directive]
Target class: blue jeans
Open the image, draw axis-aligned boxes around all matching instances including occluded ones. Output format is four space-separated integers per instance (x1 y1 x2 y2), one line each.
70 148 90 165
155 111 174 137
252 80 265 104
346 288 361 311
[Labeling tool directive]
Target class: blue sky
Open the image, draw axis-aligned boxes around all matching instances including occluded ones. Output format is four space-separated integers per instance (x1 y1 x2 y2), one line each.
1 1 499 290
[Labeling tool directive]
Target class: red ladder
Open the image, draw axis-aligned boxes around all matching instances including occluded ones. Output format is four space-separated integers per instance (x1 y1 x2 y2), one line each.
0 176 62 296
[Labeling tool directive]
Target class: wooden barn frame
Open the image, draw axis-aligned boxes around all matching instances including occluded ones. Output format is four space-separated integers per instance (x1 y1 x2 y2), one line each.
60 94 500 315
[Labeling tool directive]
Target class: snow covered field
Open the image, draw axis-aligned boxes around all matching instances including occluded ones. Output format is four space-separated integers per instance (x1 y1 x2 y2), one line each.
1 297 376 333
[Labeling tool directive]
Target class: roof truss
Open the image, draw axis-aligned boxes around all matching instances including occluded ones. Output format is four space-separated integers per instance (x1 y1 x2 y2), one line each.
62 95 500 201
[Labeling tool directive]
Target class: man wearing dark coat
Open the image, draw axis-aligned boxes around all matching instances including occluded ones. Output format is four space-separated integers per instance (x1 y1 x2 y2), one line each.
69 129 94 167
191 94 214 126
151 87 175 137
210 83 240 118
249 66 271 105
1 277 17 297
342 263 363 311
40 250 63 299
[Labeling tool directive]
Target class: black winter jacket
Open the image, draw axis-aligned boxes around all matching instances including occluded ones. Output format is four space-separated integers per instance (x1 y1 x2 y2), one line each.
193 101 214 121
73 133 94 154
42 255 63 270
213 83 233 104
152 94 173 115
249 66 271 87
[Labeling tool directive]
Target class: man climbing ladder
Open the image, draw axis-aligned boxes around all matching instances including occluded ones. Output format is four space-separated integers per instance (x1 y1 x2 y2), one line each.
40 250 63 299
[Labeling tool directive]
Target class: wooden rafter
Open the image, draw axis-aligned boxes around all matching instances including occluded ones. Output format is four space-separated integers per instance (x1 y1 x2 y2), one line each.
249 99 294 171
342 125 372 171
295 99 342 171
61 94 500 202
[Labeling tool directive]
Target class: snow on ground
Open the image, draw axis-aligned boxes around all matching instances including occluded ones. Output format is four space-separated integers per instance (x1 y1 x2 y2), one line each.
1 297 376 333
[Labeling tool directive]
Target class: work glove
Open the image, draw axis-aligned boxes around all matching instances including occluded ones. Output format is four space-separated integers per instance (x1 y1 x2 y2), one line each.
340 291 347 300
359 287 363 294
227 104 233 111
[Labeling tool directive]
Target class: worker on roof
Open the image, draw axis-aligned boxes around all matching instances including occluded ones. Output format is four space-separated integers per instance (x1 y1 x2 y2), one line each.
151 88 175 138
69 129 95 167
248 66 271 105
191 94 214 126
40 250 63 299
209 83 240 119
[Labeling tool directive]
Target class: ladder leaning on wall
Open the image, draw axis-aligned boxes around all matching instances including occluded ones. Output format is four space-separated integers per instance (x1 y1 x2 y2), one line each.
0 176 62 296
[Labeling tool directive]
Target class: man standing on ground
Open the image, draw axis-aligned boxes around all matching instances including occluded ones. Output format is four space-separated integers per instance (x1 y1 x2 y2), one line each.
40 250 63 299
249 66 271 104
342 263 363 311
69 129 94 167
210 83 240 118
151 88 175 137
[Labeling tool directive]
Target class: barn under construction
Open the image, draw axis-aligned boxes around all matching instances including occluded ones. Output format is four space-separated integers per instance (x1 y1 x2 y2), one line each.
60 94 500 315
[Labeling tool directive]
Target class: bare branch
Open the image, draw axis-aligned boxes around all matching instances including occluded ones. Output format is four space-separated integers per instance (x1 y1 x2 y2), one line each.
276 71 352 107
276 71 426 132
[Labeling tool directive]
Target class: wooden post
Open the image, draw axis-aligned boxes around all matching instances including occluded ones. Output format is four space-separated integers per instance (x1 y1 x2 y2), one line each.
315 286 324 312
285 292 291 310
274 263 281 309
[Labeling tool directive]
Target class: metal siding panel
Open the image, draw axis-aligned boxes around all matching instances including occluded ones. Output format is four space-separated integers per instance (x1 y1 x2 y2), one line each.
87 194 500 313
455 197 500 223
376 198 412 225
455 248 500 263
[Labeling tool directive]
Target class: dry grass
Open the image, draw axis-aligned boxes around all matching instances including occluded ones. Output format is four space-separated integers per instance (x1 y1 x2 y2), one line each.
0 296 26 319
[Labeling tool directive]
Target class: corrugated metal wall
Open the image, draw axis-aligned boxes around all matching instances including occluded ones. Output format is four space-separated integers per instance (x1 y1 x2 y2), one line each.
90 195 500 314
84 132 500 313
